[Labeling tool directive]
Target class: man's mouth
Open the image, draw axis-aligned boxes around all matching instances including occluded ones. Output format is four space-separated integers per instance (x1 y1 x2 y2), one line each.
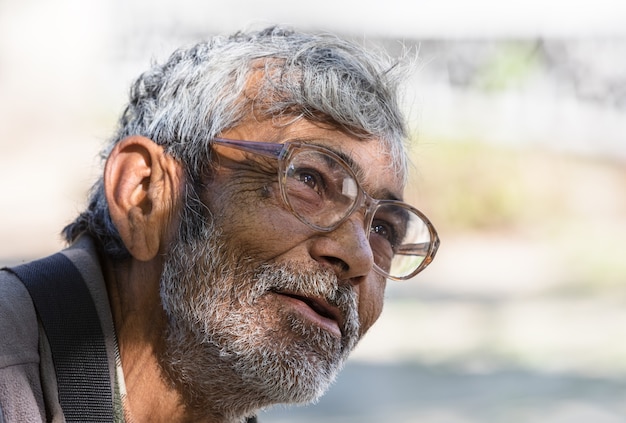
273 290 344 337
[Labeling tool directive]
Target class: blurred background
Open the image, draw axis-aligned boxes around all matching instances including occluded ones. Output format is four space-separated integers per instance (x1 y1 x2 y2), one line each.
1 1 625 422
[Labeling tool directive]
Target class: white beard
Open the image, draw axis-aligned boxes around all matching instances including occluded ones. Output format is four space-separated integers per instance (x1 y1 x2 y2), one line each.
157 201 360 420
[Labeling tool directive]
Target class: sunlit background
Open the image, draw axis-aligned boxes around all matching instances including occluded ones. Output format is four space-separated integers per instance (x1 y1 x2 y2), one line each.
1 1 625 422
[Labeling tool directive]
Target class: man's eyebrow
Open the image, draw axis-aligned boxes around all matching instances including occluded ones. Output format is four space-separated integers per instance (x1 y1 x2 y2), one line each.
299 140 367 180
332 149 363 179
377 188 403 202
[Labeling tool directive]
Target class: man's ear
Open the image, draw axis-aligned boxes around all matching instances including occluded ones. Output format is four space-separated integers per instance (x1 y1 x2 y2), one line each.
104 136 182 261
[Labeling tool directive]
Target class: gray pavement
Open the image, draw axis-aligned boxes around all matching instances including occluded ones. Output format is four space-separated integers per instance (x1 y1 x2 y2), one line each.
259 361 626 423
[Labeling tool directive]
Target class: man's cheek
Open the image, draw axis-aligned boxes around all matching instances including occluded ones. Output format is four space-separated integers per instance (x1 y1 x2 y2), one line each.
356 283 385 337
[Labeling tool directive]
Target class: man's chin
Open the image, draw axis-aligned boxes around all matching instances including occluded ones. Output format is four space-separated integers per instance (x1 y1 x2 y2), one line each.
160 302 349 409
226 306 349 404
241 343 346 405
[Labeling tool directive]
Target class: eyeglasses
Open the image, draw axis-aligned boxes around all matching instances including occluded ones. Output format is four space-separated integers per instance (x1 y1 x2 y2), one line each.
210 137 440 281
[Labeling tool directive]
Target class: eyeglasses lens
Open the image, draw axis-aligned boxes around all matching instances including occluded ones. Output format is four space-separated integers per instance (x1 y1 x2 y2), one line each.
282 148 433 280
370 204 432 279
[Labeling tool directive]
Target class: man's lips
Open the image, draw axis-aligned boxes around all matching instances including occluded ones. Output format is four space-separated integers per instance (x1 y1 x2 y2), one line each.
273 290 344 337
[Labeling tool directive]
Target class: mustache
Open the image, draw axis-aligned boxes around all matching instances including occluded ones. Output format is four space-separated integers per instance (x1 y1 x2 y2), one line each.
254 263 351 304
253 263 360 341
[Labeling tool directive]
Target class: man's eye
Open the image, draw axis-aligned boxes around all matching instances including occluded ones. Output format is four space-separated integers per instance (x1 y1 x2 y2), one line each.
295 170 325 194
298 173 317 188
371 221 398 246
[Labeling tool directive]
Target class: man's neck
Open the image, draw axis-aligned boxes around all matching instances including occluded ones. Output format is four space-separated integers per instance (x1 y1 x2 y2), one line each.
102 257 193 422
102 255 258 423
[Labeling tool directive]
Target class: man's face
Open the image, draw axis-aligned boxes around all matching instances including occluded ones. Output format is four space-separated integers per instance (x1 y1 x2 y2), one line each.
158 118 405 415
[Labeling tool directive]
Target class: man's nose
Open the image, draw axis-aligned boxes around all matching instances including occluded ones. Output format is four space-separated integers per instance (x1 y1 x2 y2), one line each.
308 216 374 284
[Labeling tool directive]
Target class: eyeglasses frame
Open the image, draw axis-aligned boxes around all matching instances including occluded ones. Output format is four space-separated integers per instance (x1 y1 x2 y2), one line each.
210 136 440 280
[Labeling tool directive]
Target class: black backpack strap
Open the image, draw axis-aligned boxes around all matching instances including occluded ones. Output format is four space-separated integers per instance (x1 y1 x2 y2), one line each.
5 253 114 422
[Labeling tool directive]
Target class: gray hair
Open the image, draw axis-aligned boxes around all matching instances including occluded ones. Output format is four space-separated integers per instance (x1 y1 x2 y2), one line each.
63 26 411 259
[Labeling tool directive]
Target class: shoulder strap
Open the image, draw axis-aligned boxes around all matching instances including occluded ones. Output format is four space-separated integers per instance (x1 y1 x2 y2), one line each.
5 253 114 422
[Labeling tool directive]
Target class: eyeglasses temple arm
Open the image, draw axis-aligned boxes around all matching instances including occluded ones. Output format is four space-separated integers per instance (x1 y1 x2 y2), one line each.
395 242 432 257
211 137 285 158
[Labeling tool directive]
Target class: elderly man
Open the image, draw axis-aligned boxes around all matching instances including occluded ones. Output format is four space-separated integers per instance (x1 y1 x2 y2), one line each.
0 26 438 422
